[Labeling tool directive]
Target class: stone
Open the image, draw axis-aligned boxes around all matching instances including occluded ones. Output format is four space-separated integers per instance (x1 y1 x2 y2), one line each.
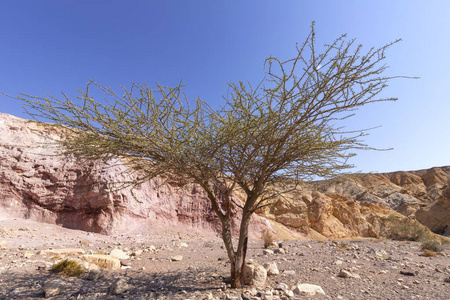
338 269 361 279
110 278 129 295
23 251 34 258
80 255 121 270
283 270 296 276
132 250 143 257
263 262 279 276
262 249 273 255
0 240 7 249
273 248 285 254
292 283 325 296
110 248 130 260
43 279 65 298
243 261 267 287
171 255 183 261
400 270 416 276
86 269 103 280
39 248 86 256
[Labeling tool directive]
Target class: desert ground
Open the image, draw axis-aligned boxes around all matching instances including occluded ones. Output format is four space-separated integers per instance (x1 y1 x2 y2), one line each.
0 215 449 300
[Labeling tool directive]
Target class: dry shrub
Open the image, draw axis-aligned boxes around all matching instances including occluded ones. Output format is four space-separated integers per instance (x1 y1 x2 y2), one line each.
262 229 276 248
422 249 437 257
51 259 85 277
335 242 351 252
421 240 441 252
384 215 433 242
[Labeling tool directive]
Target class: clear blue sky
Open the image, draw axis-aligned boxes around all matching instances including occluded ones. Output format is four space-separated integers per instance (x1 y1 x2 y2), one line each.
0 1 449 174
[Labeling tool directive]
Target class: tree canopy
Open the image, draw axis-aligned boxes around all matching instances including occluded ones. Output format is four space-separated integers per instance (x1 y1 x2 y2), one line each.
12 25 407 287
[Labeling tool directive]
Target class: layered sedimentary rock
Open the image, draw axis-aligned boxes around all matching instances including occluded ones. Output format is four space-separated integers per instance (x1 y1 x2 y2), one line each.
0 113 448 237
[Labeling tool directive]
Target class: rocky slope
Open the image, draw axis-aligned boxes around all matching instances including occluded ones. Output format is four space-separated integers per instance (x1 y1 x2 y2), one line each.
0 113 448 238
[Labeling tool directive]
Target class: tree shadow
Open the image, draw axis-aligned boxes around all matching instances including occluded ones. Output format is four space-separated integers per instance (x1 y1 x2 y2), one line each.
0 266 228 299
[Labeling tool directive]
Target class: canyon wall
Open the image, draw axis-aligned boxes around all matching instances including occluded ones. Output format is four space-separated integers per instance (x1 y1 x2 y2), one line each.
1 113 448 238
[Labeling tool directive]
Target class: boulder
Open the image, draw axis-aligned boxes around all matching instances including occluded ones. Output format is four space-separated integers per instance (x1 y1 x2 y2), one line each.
292 283 325 296
263 262 279 276
43 279 65 298
110 278 129 295
243 261 267 287
80 255 121 270
109 248 130 260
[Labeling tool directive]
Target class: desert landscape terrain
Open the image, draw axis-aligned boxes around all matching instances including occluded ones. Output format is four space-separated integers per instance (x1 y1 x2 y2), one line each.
0 113 449 299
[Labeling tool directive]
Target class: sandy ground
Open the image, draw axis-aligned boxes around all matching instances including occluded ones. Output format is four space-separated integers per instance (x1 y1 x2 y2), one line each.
0 216 449 300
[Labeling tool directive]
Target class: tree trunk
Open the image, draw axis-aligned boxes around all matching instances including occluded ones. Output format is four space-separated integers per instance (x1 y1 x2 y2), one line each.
222 212 252 288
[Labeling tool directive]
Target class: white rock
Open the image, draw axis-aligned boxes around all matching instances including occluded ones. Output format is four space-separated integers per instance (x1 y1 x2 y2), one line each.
263 262 279 276
283 270 296 276
274 248 285 254
171 255 183 261
109 248 130 260
243 261 267 287
292 283 325 296
338 269 361 279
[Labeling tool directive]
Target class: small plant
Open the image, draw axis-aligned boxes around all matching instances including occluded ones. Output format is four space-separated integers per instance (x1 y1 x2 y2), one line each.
335 242 351 252
421 240 441 252
422 249 437 257
51 259 85 277
384 215 433 242
262 229 276 248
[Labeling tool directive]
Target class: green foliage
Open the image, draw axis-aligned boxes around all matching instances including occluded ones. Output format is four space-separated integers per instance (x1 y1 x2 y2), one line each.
421 240 441 252
384 215 434 242
51 259 85 277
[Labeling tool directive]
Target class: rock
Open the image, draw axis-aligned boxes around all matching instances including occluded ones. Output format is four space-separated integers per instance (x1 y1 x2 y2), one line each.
273 248 285 254
292 283 325 296
262 249 273 255
243 261 267 287
43 279 65 298
444 277 450 283
86 269 103 280
283 270 296 276
39 248 86 256
338 269 361 279
80 255 121 270
170 255 183 261
23 251 34 258
109 278 129 295
263 262 279 276
0 114 268 236
110 248 130 260
0 240 7 249
132 249 143 257
400 270 416 276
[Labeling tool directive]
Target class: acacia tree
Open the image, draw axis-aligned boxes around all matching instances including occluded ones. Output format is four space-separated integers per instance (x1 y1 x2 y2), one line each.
12 26 406 287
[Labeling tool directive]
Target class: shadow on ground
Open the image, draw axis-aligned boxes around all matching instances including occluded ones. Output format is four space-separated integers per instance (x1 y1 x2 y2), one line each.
0 266 227 300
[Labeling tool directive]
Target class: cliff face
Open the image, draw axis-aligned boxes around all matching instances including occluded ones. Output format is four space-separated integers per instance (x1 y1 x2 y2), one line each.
0 113 448 238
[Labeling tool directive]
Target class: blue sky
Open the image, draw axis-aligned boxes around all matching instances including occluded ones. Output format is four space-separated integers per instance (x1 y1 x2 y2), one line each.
0 1 449 174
